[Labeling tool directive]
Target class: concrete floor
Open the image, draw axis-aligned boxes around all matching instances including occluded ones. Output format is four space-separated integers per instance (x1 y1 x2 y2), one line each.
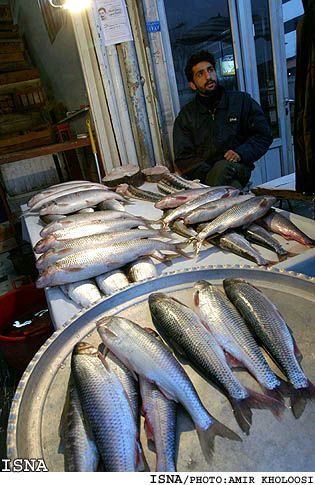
0 198 313 466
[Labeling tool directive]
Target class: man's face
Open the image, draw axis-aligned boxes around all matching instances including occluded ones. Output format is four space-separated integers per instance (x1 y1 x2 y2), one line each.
189 61 218 96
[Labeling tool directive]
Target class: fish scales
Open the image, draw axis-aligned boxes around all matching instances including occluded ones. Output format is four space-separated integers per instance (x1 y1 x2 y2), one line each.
62 376 100 471
96 270 130 295
35 239 187 288
223 278 315 418
155 187 214 210
60 279 102 308
97 316 241 464
243 223 288 259
212 231 272 266
193 196 277 254
193 281 284 397
71 343 139 471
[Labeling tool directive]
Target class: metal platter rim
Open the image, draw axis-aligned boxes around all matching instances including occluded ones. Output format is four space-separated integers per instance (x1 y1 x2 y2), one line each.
6 263 315 462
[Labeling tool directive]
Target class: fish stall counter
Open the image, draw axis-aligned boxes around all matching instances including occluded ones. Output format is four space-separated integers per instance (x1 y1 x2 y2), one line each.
21 182 315 330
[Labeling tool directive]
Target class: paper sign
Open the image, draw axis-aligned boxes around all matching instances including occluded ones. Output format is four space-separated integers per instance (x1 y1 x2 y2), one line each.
96 0 133 46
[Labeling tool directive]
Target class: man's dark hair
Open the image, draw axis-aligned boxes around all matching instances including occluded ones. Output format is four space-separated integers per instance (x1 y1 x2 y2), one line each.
184 51 216 83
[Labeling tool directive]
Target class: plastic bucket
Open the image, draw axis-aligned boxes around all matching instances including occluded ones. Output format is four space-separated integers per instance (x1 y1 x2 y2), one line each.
0 277 54 370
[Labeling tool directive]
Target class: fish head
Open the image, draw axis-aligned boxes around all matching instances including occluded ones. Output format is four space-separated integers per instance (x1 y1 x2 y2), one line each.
34 235 56 254
96 315 130 350
193 280 213 306
72 341 99 356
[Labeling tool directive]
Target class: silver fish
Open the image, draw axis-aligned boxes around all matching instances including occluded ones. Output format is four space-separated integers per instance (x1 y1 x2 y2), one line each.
96 270 130 295
60 279 102 308
97 316 241 464
243 223 289 261
212 231 274 266
97 199 126 211
39 189 126 215
193 196 277 255
35 228 162 265
25 184 109 213
127 257 158 282
160 187 240 228
154 187 214 210
35 239 189 288
71 342 142 471
35 218 153 253
40 210 132 237
258 210 315 247
183 194 254 225
223 278 315 419
27 181 107 208
193 280 287 409
62 375 100 471
149 293 282 435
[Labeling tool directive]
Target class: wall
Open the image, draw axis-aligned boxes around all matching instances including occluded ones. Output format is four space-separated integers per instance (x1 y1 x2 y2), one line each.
9 0 89 135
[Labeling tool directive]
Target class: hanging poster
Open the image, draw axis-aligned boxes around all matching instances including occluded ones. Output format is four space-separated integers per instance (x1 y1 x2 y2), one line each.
95 0 133 46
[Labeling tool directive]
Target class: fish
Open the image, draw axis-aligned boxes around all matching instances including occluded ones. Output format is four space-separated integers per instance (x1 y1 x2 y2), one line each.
127 257 158 282
183 194 254 225
25 184 110 213
35 239 190 288
97 316 241 464
193 280 287 410
192 196 277 255
211 231 276 266
34 219 155 254
149 293 283 435
169 220 199 241
61 375 100 471
157 181 183 195
71 342 144 471
35 227 163 265
40 210 133 237
96 270 130 295
159 187 240 228
39 189 126 215
27 181 107 208
40 213 67 224
60 279 102 308
154 187 214 210
257 209 315 247
116 184 164 203
243 223 290 261
223 278 315 419
160 173 203 191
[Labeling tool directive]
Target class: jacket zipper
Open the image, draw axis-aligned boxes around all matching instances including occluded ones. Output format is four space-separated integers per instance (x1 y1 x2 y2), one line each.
209 108 216 120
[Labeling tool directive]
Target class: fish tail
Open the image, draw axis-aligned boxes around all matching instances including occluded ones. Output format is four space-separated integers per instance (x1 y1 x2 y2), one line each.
175 239 192 249
277 253 289 262
265 260 278 267
192 238 203 257
174 244 193 259
290 379 315 419
196 417 242 464
229 398 252 435
244 386 285 420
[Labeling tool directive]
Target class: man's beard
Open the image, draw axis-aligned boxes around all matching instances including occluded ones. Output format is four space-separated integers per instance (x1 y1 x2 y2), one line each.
197 81 219 98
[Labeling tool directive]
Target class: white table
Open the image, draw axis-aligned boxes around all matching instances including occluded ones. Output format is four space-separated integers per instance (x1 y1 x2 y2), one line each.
21 183 315 330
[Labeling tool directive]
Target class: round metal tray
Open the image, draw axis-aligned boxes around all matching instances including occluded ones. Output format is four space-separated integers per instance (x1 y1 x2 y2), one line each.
7 265 315 472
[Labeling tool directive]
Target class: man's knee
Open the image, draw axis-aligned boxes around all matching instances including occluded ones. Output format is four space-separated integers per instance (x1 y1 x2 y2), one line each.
205 159 235 186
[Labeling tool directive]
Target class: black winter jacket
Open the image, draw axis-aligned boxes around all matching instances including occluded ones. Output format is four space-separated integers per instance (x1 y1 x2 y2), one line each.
173 88 273 176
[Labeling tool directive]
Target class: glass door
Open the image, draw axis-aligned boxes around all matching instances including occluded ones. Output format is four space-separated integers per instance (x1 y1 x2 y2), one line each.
163 0 239 109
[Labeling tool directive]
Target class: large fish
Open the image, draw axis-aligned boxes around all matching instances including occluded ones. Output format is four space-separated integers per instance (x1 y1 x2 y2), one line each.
243 223 290 261
35 228 163 267
71 342 144 471
192 196 277 255
61 375 100 471
193 280 287 410
160 173 203 191
39 189 126 215
27 181 107 208
116 184 164 203
139 328 178 472
159 187 240 228
34 219 155 254
183 194 254 225
257 210 315 247
154 187 214 210
223 278 315 419
40 210 133 237
35 239 190 288
149 293 283 435
97 316 241 464
211 231 275 267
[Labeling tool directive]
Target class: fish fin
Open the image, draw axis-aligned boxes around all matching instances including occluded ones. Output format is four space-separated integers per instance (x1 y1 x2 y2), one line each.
262 378 290 401
277 253 289 262
174 244 193 259
125 360 139 381
196 417 242 464
244 386 285 420
135 440 150 472
97 351 111 371
175 240 192 249
290 379 315 419
143 413 155 443
66 267 85 273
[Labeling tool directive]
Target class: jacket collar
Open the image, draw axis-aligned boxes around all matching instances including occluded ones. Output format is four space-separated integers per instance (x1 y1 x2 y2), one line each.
195 85 228 113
